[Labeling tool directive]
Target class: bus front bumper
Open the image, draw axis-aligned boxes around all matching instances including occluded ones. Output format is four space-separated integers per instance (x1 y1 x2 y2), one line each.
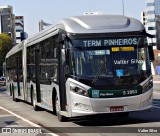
70 88 153 117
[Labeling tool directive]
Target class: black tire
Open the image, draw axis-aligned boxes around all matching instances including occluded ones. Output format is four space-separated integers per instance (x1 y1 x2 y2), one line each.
12 88 15 101
10 85 12 96
12 86 19 102
55 94 68 122
31 87 33 105
52 94 56 115
12 85 15 101
32 90 40 111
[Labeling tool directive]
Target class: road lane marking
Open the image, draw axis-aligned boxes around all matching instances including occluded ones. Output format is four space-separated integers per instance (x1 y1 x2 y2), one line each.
153 81 160 84
0 105 58 136
153 92 160 95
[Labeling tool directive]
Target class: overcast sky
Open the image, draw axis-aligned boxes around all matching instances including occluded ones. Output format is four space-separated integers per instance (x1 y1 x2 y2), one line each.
0 0 147 36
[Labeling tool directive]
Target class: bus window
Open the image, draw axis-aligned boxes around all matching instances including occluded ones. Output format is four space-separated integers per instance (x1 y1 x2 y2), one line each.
69 49 113 78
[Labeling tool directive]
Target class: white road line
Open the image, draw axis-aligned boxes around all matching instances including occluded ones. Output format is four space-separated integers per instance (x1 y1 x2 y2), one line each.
0 105 58 136
153 81 160 84
153 92 160 95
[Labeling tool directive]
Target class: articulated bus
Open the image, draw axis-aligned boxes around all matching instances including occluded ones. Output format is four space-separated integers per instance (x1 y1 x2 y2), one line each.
5 15 154 121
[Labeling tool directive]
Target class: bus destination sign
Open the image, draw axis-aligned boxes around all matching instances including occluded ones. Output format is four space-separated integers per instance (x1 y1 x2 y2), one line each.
82 38 140 47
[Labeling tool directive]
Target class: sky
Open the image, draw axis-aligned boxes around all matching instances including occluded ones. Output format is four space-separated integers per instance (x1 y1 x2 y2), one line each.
0 0 147 37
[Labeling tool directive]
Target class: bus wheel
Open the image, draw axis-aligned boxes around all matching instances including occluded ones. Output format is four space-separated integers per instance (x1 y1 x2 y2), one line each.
10 85 12 96
12 87 19 102
55 95 68 122
32 91 40 111
12 88 15 101
52 94 56 115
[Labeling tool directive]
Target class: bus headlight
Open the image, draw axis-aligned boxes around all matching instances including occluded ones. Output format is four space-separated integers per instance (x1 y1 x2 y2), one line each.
142 78 153 93
70 82 88 97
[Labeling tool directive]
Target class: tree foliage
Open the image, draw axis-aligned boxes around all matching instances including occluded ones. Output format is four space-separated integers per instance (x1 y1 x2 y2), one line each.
0 33 12 75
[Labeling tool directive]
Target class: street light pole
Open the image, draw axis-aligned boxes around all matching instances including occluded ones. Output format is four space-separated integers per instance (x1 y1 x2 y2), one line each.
122 0 125 15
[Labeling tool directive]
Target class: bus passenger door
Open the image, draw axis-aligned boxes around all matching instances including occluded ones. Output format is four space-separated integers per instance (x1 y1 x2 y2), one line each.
35 46 41 102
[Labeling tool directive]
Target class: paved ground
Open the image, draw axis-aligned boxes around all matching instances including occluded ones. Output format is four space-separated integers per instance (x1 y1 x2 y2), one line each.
153 75 160 81
0 86 57 136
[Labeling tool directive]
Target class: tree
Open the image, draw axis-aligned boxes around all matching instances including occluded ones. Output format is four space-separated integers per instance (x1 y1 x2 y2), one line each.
0 33 12 76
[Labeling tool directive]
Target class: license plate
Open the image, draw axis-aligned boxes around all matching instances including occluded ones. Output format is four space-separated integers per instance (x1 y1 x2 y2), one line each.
110 106 124 112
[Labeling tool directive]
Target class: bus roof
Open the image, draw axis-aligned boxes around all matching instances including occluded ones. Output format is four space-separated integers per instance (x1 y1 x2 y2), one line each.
6 41 24 58
6 15 145 58
26 15 145 46
59 15 145 34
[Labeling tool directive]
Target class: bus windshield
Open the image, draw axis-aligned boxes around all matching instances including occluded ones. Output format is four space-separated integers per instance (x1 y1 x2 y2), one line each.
68 37 151 86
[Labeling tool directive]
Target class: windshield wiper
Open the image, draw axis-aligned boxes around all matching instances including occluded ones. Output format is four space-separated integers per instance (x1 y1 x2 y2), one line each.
92 62 105 84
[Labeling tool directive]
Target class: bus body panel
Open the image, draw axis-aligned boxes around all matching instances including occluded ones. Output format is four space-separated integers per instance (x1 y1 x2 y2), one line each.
26 83 32 103
27 82 59 111
140 88 153 110
11 82 24 101
23 40 28 101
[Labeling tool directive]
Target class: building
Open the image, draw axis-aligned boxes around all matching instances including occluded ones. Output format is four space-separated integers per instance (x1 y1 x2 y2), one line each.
146 0 156 48
15 16 24 44
142 0 160 50
141 11 148 30
141 0 160 75
15 16 28 44
0 5 16 45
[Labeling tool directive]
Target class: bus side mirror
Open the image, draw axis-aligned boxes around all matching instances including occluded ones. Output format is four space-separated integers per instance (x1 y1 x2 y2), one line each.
148 46 155 61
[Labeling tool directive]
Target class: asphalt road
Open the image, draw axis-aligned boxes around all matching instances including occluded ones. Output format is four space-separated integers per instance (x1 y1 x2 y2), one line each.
0 83 160 136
